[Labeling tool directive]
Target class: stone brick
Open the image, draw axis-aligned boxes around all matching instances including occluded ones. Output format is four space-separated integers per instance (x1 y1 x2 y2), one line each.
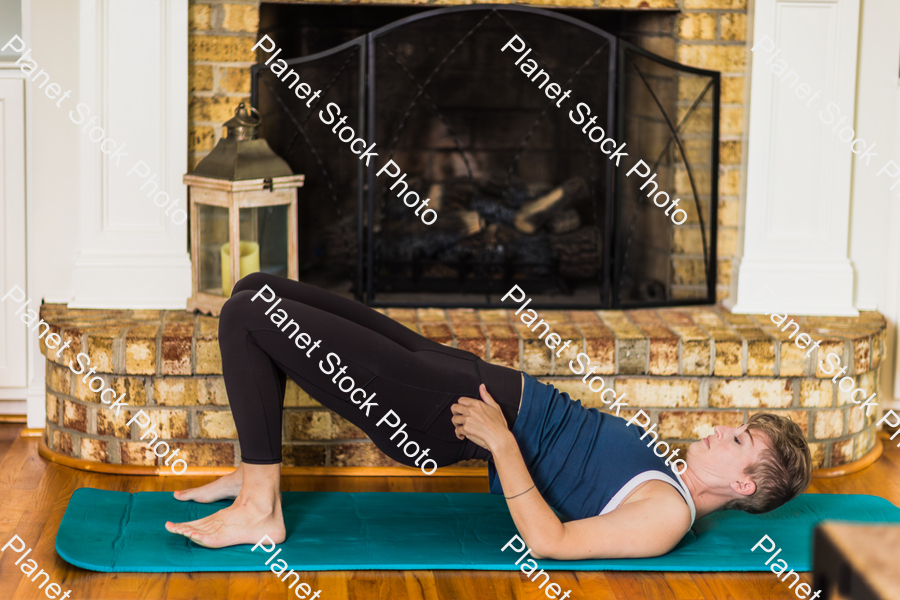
711 334 742 376
189 65 213 92
849 406 866 434
331 443 400 467
485 324 519 369
831 439 853 466
658 410 744 439
63 399 88 433
780 341 813 377
808 443 826 469
627 313 679 376
722 76 744 104
154 378 199 406
746 339 775 376
814 341 845 378
198 410 237 439
422 323 453 345
748 409 809 437
222 4 259 32
677 45 746 72
813 409 844 440
189 126 215 153
81 438 108 462
453 324 486 359
683 0 746 7
672 227 705 254
678 13 716 40
188 4 212 30
518 324 552 375
331 415 367 440
176 442 235 467
53 430 74 456
447 309 479 324
856 428 876 460
110 376 147 406
126 325 158 375
287 411 332 441
616 378 699 408
72 371 104 403
47 361 71 396
720 140 741 165
548 378 615 409
721 107 743 135
799 379 832 408
838 370 874 406
720 13 747 41
709 378 792 408
416 308 446 323
282 444 327 467
195 338 222 374
198 377 229 406
97 408 131 438
579 324 616 375
284 380 321 408
161 321 193 375
189 35 256 63
852 336 870 374
46 393 59 425
720 173 741 202
120 441 155 465
551 325 582 375
189 95 251 124
87 329 118 373
130 409 188 439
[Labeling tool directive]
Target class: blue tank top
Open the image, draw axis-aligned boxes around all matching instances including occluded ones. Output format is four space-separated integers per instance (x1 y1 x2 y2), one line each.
488 374 695 524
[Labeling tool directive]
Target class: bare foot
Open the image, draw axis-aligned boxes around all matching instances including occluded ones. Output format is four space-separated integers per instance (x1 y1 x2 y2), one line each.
174 464 243 503
165 495 285 549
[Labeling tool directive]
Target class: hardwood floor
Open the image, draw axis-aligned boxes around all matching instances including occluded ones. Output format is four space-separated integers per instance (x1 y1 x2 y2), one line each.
1 424 897 600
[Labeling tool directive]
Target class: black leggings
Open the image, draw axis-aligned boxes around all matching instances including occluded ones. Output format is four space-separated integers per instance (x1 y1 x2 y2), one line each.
218 273 522 467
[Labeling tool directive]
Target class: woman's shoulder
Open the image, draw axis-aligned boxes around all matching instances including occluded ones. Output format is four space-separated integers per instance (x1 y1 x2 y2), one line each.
623 479 693 527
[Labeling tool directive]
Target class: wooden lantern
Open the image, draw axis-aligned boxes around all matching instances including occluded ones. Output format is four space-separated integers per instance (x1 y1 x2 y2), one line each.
184 103 304 315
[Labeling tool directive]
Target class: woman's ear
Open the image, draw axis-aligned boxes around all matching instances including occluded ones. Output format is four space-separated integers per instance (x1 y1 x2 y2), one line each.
731 477 756 497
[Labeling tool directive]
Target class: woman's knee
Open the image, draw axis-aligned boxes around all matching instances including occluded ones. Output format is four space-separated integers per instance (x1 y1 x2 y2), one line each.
219 289 260 336
231 272 278 296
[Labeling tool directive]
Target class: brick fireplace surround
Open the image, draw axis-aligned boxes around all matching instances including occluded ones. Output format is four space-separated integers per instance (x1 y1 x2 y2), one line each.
38 0 887 474
41 303 885 472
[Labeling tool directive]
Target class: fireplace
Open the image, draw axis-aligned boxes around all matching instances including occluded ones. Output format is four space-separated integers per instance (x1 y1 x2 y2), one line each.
251 5 719 309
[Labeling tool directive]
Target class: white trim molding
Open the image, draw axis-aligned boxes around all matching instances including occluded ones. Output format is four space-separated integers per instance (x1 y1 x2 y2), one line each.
69 0 190 309
728 0 861 316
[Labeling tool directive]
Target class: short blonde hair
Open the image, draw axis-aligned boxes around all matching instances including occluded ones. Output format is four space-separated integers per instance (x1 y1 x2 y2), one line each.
723 413 812 514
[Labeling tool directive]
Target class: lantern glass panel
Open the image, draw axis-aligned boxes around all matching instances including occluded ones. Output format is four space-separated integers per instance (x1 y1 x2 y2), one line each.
240 205 289 279
198 204 229 296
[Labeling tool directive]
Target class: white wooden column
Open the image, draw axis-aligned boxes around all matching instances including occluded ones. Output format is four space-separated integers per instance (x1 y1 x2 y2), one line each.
70 0 191 309
728 0 860 316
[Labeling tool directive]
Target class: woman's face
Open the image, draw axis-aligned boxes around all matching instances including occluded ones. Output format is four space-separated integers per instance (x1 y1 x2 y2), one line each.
686 424 770 495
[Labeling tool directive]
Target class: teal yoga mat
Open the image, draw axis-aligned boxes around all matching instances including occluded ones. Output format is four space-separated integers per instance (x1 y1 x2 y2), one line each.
56 488 900 573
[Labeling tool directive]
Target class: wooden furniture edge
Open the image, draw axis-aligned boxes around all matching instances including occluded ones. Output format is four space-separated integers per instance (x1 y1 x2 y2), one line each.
37 438 487 477
812 437 883 478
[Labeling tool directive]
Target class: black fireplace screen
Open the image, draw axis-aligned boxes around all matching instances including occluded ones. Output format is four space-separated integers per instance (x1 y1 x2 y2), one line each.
251 5 719 309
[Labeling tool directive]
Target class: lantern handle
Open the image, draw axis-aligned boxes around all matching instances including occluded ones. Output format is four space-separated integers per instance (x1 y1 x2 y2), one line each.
234 103 262 127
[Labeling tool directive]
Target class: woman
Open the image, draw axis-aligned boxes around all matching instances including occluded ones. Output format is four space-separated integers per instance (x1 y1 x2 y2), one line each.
166 273 812 559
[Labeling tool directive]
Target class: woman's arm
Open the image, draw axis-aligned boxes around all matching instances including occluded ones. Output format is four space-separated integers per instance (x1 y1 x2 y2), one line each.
450 385 564 557
451 386 691 560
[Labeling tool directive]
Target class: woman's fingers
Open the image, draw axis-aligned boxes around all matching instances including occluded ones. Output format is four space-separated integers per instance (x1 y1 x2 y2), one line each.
479 384 499 406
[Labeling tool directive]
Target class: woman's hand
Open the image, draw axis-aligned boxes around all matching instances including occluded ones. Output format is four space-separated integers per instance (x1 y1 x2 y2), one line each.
450 384 513 454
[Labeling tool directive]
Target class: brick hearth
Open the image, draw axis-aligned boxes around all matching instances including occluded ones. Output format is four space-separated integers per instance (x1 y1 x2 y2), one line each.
40 304 885 471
